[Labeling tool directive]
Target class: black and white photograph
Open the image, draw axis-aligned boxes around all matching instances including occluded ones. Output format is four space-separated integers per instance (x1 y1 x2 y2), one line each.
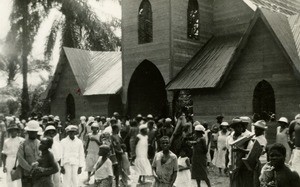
0 0 300 186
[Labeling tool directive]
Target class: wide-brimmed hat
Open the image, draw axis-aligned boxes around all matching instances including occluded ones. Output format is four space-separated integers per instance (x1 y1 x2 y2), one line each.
278 117 288 124
45 125 57 132
220 122 229 126
230 117 243 127
25 120 40 131
7 123 19 131
240 116 251 124
195 124 205 132
65 125 78 132
253 120 267 130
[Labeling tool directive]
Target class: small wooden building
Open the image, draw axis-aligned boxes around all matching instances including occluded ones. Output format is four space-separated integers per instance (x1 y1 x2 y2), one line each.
42 47 122 122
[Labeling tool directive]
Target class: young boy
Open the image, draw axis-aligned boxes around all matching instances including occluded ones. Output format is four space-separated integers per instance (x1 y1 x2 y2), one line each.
92 145 113 187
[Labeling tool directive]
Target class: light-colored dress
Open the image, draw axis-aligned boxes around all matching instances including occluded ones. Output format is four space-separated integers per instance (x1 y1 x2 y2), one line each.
86 133 101 172
134 134 152 175
212 131 230 168
2 136 24 187
174 156 191 187
276 126 291 163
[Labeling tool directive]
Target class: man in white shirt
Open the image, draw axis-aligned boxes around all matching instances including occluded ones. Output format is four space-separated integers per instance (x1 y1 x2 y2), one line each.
60 125 85 187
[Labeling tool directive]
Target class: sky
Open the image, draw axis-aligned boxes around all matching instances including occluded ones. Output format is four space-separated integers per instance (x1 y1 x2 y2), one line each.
0 0 121 88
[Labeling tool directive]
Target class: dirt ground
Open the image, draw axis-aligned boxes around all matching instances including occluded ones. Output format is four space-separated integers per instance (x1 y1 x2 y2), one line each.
0 165 230 187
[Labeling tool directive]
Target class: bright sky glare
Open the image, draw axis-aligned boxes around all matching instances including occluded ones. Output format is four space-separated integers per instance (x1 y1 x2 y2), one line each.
0 0 121 88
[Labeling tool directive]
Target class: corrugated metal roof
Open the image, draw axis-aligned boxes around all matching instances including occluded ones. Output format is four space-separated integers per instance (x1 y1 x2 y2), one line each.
261 9 300 73
63 47 91 91
167 35 242 90
289 14 300 62
63 47 122 95
84 52 122 95
249 0 300 15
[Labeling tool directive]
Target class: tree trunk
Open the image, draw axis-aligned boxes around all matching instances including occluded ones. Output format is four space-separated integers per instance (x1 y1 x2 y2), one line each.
20 3 30 120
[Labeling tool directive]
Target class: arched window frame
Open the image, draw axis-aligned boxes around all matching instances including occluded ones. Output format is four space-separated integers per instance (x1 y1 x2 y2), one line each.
187 0 200 40
138 0 153 44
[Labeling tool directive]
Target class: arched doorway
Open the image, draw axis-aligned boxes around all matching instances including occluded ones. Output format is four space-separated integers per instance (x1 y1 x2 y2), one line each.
108 94 123 117
253 80 275 121
66 94 75 121
128 60 168 118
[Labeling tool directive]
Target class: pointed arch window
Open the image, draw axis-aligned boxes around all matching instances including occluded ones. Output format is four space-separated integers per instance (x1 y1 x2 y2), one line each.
187 0 200 40
138 0 153 44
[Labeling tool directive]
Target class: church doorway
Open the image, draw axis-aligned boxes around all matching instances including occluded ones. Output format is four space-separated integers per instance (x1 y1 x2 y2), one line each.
127 60 168 118
253 80 275 121
66 94 75 121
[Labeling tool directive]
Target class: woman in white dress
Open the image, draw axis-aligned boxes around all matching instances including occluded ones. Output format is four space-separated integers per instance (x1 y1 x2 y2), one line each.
1 123 24 187
134 124 152 184
212 122 230 175
276 117 291 163
174 148 191 187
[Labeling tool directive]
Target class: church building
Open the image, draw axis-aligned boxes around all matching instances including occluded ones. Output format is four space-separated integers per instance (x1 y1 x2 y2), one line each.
44 0 300 124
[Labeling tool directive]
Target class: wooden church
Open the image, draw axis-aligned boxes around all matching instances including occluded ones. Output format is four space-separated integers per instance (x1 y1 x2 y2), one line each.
44 0 300 123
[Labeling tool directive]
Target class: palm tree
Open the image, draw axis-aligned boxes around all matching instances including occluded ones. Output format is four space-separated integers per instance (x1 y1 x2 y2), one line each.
44 0 120 61
5 0 120 119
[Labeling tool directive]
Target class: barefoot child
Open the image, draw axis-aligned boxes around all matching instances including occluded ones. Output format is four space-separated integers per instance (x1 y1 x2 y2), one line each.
91 145 113 187
134 124 152 184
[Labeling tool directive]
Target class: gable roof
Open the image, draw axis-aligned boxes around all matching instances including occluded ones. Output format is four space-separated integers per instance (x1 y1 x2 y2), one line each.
167 8 300 90
167 35 242 90
41 47 122 99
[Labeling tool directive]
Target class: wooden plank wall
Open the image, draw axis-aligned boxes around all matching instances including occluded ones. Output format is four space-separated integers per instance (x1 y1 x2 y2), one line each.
50 58 109 124
122 0 171 103
213 0 254 36
192 19 300 124
171 0 213 77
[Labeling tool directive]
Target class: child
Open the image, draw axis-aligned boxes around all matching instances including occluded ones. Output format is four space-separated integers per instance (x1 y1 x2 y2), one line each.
174 148 191 187
91 145 113 187
135 124 152 184
85 122 101 184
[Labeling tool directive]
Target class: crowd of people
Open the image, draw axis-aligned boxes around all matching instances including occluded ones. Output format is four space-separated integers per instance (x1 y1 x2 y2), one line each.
0 112 300 187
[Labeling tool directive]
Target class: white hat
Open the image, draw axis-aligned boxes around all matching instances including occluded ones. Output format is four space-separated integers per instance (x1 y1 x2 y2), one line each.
147 114 153 119
193 121 201 127
165 118 172 122
240 116 251 124
137 114 142 118
220 122 229 126
195 124 205 132
54 116 60 121
139 124 148 130
295 114 300 120
25 120 40 131
65 125 78 132
80 116 86 121
278 117 288 124
253 120 268 130
45 125 57 132
88 116 95 123
91 122 99 128
37 127 43 136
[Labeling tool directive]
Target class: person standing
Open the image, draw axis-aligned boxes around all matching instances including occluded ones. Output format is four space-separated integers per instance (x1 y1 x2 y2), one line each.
17 120 40 187
276 117 291 163
78 116 87 142
85 122 101 184
1 123 24 187
31 137 59 187
260 143 300 187
212 122 230 175
44 125 62 187
152 136 178 187
91 145 113 187
174 148 191 187
127 120 139 162
134 124 152 184
60 125 85 187
191 125 211 187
